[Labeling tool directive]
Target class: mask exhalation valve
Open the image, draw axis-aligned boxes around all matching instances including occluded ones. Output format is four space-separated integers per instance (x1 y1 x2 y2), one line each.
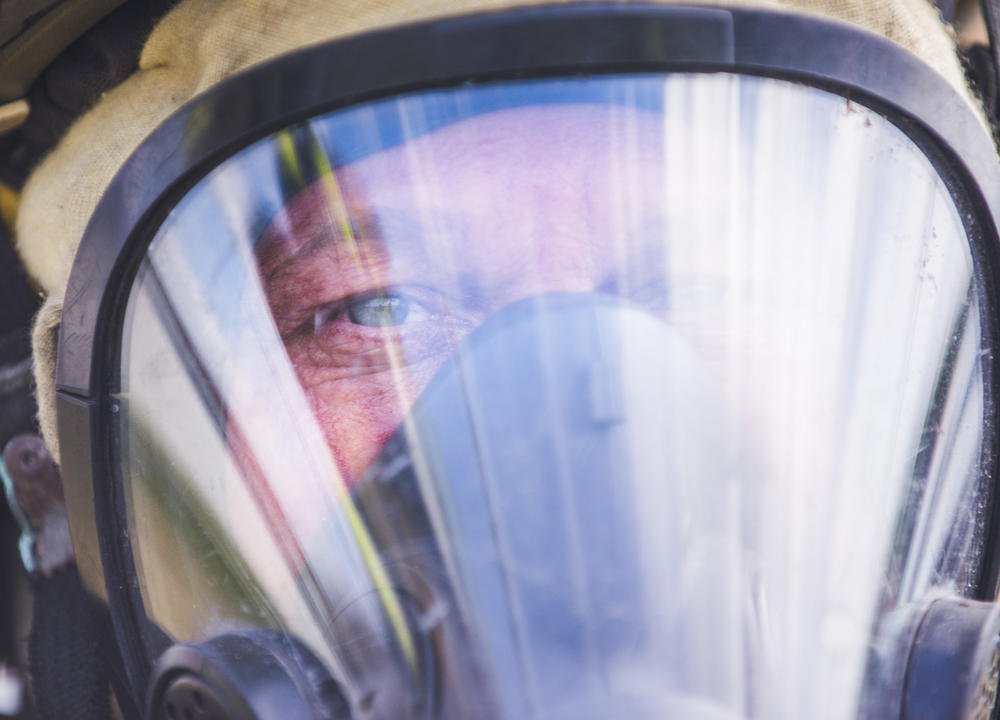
146 633 350 720
901 597 1000 720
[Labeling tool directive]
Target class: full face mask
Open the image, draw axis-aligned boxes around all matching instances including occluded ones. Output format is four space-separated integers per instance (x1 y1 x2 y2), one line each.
41 5 1000 720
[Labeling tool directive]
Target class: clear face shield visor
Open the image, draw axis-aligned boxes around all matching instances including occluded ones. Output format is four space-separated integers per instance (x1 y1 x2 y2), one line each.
120 75 986 718
51 9 1000 720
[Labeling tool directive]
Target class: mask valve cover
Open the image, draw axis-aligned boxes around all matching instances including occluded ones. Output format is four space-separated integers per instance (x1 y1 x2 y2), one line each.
901 597 1000 720
146 633 350 720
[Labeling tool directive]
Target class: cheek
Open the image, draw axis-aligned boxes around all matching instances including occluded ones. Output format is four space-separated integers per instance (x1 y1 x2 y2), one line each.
298 366 432 487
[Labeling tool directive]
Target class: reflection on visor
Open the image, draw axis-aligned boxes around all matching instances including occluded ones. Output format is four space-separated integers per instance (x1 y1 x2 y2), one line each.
258 103 673 483
117 74 986 719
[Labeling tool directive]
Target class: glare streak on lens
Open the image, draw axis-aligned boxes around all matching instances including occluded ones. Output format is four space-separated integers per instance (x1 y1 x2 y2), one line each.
306 136 421 676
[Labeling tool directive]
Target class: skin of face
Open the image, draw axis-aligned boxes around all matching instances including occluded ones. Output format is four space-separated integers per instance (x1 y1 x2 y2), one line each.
258 103 668 484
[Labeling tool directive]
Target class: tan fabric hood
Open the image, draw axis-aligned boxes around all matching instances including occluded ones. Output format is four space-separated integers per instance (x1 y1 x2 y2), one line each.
14 0 987 463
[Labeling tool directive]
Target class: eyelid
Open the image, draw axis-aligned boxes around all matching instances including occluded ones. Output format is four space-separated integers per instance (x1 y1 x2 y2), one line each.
308 290 383 334
278 281 484 344
311 285 459 333
313 302 341 333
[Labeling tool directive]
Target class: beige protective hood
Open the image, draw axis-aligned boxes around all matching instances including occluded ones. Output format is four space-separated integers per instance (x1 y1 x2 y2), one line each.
15 0 986 463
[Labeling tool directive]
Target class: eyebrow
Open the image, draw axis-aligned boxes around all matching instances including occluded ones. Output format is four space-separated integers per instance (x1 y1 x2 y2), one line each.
257 201 470 283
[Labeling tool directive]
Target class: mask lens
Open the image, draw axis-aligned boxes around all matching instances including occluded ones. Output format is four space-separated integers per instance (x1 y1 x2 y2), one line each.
116 73 987 718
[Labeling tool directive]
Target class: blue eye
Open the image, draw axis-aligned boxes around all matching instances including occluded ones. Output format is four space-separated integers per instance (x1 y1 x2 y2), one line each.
346 294 411 327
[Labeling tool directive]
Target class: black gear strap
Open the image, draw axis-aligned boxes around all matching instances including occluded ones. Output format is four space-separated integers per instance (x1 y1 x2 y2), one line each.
29 566 111 720
963 42 1000 138
0 0 180 189
0 215 39 446
984 0 1000 72
0 219 37 356
970 0 1000 140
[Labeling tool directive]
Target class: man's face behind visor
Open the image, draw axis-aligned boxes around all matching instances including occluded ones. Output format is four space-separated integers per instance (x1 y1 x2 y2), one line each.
116 74 987 719
257 104 668 483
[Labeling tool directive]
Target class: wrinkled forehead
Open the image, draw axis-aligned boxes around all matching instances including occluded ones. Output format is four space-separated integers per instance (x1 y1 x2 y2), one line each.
347 102 667 173
256 103 668 268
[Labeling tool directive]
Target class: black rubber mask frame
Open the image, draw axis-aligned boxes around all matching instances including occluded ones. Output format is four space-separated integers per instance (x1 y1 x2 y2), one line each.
51 5 1000 718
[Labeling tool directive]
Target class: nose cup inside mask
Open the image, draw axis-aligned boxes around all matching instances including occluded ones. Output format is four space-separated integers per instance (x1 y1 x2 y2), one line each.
351 292 755 719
